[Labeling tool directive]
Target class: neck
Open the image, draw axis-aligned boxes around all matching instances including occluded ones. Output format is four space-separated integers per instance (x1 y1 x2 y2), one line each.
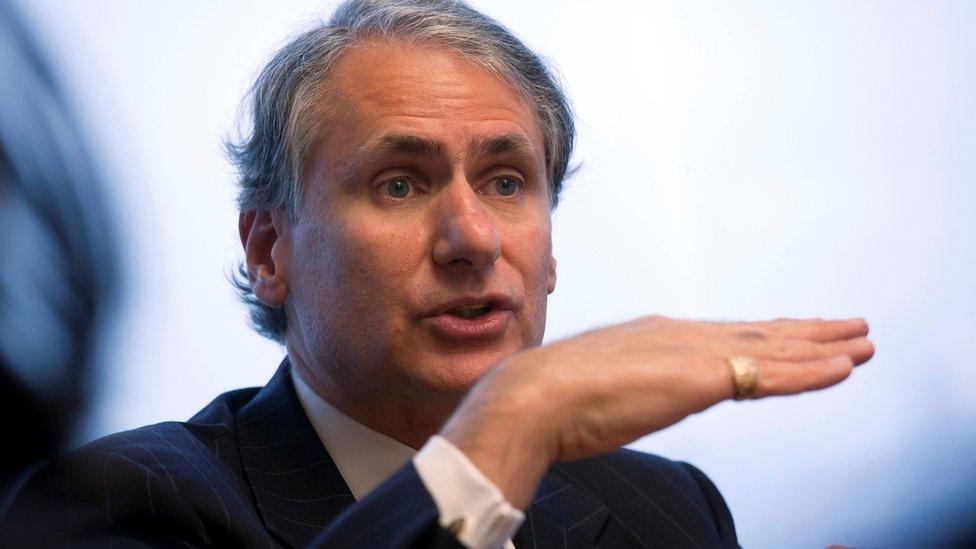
287 349 462 450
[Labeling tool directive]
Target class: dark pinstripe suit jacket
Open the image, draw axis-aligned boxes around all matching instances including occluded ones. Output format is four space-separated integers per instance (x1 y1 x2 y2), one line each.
1 362 739 548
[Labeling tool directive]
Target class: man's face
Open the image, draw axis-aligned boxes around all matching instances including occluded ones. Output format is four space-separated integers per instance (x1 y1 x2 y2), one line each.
282 40 556 404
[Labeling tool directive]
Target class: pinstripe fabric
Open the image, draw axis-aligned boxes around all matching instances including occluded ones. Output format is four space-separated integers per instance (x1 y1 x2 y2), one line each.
1 360 738 548
530 451 740 548
235 367 356 546
0 363 355 547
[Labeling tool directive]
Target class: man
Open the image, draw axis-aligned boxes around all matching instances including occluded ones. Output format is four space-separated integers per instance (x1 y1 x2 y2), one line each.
1 1 874 547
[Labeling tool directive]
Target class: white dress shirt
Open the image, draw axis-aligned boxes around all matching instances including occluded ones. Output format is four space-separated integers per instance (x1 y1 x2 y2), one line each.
292 373 523 549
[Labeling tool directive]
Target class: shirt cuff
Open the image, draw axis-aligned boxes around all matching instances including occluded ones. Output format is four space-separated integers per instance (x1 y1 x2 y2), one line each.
413 435 524 549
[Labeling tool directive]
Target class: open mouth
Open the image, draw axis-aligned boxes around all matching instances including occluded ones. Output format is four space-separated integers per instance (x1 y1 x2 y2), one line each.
426 296 512 339
447 304 492 319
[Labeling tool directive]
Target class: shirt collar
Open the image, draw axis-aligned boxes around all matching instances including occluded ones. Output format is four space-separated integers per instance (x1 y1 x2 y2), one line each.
291 371 416 501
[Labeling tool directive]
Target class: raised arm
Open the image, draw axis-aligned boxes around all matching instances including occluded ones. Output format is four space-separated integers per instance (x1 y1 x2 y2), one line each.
441 316 874 509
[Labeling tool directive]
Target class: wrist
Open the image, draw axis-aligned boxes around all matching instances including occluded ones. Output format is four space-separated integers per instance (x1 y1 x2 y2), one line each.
439 356 555 509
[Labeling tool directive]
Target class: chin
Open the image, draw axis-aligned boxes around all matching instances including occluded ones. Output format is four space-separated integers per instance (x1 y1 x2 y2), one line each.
410 345 519 396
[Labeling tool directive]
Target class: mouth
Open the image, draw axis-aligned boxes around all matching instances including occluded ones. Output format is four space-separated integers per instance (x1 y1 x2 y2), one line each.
423 295 515 340
427 294 514 318
447 303 494 319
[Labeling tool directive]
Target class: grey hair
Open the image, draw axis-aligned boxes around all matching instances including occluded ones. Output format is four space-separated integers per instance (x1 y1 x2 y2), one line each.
227 0 576 343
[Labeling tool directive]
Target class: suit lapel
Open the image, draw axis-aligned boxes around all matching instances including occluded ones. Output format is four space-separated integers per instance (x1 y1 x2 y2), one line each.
234 363 712 548
513 466 610 548
235 360 356 548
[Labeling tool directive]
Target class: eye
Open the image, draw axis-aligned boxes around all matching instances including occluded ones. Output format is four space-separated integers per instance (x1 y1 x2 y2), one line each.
490 175 522 197
383 177 413 199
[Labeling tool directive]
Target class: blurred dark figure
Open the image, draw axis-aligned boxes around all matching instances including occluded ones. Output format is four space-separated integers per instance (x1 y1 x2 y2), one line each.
0 0 117 501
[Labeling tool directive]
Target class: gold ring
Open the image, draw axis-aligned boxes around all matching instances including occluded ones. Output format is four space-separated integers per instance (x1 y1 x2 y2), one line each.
728 356 759 400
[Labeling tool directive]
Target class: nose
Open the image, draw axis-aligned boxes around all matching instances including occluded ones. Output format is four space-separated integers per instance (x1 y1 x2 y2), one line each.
431 180 501 271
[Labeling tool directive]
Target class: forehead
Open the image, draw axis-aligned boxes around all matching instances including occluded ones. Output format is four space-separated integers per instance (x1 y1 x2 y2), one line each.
320 39 546 158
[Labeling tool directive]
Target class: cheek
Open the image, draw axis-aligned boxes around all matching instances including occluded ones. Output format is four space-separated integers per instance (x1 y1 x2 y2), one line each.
505 217 553 340
512 219 553 290
290 223 340 320
292 220 402 351
339 216 425 281
321 214 429 332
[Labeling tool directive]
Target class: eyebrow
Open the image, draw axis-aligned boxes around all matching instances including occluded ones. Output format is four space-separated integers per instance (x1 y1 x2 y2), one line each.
334 134 444 187
468 133 535 158
372 134 446 158
367 132 535 159
335 132 537 188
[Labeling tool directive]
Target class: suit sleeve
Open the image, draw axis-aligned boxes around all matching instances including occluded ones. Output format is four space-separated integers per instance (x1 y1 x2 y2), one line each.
681 461 740 548
306 462 466 549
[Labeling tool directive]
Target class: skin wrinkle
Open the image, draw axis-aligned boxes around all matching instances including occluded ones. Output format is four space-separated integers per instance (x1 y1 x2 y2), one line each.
334 133 542 203
312 39 548 194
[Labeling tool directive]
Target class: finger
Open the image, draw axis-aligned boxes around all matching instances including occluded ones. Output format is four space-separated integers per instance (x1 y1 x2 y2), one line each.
750 355 855 398
847 337 875 366
747 317 869 343
741 336 875 365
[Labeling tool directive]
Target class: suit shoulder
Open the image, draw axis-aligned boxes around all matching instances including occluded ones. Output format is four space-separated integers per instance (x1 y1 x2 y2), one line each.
12 385 265 507
62 385 265 478
77 420 225 471
4 419 236 513
77 385 261 463
614 448 702 486
615 448 739 546
556 449 738 547
2 391 267 546
563 448 708 503
601 448 727 507
554 448 707 500
187 385 262 428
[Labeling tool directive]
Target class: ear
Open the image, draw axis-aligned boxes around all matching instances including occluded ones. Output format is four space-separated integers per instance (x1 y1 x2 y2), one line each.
239 209 291 307
547 255 557 294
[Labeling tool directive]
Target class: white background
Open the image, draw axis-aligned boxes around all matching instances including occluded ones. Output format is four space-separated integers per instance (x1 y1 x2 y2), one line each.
16 1 976 547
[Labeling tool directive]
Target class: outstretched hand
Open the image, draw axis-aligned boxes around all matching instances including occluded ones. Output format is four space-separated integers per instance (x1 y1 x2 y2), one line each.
440 316 874 509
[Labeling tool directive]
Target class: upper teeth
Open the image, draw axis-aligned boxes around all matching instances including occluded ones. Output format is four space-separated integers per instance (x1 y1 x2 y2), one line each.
454 305 489 318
